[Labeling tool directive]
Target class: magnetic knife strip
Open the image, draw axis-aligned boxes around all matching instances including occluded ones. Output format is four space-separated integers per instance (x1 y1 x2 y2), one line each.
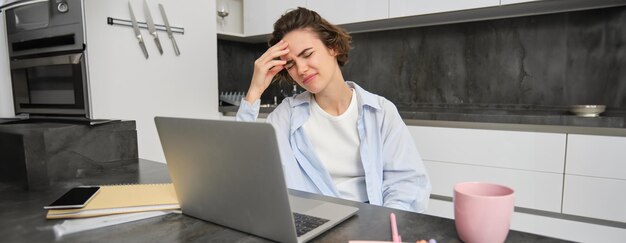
107 17 185 34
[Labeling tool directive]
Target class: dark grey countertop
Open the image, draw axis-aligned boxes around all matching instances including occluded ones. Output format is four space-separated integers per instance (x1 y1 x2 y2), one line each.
220 104 626 136
0 159 567 242
396 104 626 129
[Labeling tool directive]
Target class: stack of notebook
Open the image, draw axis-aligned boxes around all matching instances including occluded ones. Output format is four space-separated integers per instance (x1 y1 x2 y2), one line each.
46 183 180 219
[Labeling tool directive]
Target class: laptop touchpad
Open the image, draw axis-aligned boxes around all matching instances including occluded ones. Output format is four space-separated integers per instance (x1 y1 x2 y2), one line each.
289 195 325 212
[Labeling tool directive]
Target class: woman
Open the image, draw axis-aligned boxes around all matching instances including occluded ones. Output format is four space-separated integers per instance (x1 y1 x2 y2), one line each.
237 7 431 212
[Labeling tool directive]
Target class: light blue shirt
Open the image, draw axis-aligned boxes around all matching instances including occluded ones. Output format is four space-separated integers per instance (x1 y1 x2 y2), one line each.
237 81 432 212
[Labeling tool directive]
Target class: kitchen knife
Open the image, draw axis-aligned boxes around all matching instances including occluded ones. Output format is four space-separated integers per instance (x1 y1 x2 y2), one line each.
128 2 149 59
158 3 180 56
143 0 163 55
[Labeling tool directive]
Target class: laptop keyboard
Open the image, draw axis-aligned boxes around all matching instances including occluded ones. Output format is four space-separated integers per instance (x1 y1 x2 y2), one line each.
293 212 330 237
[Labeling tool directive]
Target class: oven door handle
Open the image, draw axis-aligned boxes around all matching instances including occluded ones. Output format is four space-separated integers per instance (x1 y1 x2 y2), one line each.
10 53 83 69
1 0 48 11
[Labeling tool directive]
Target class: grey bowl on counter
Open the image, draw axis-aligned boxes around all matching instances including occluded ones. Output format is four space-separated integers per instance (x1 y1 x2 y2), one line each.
569 105 606 117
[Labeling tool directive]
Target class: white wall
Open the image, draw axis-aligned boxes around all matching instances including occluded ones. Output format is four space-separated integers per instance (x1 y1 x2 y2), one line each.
83 0 219 162
0 11 15 117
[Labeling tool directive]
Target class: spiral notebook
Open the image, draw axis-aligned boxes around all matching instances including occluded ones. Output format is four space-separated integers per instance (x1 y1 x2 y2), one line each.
46 183 180 219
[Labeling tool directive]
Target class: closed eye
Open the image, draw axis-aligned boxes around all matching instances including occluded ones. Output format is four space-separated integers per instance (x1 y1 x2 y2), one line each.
285 60 294 70
284 48 313 70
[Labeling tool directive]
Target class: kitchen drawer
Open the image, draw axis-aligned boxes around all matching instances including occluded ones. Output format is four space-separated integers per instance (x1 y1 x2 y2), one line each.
563 175 626 222
424 160 563 212
566 134 626 180
409 126 566 173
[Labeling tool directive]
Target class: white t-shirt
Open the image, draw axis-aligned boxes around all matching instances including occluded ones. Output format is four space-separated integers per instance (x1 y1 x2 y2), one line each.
302 89 367 202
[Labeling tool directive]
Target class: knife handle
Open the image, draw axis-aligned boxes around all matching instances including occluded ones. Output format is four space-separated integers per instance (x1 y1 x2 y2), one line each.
140 42 149 59
171 37 180 56
154 38 163 55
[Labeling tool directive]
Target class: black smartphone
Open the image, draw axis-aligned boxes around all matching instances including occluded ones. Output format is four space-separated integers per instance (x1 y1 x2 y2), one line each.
44 186 101 209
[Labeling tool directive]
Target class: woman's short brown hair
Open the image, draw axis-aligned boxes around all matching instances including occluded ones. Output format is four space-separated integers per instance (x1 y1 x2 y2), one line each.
269 7 352 83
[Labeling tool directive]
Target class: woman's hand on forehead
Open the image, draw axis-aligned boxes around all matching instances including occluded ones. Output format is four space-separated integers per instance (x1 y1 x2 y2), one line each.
245 40 290 103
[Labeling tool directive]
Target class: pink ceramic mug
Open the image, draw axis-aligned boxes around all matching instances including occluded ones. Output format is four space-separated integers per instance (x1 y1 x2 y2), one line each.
454 182 515 243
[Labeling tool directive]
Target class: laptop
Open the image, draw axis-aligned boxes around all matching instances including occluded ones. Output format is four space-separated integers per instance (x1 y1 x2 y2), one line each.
155 116 359 243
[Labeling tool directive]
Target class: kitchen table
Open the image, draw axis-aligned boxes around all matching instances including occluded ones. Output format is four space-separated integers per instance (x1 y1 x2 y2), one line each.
0 159 569 242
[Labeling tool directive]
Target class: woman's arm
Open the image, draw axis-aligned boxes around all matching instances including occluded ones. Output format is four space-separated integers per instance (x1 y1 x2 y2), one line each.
236 98 261 122
380 100 432 212
236 41 289 121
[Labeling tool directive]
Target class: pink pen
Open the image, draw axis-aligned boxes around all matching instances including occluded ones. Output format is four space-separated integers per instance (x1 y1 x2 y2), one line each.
390 213 401 242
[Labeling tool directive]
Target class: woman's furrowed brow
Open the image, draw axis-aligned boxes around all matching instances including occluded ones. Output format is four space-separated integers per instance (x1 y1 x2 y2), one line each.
283 47 312 64
297 48 313 57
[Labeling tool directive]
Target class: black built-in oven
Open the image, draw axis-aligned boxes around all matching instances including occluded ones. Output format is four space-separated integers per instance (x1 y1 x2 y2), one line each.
4 0 90 117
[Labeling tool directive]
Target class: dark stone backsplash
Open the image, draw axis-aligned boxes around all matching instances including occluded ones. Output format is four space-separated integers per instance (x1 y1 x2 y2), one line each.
218 6 626 111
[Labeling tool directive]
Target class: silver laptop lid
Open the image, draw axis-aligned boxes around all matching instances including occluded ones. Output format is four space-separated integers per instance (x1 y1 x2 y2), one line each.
155 117 299 242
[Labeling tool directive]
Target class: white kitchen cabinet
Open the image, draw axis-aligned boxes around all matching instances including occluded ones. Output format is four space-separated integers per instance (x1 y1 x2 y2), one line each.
562 175 626 222
220 114 237 121
425 160 563 212
425 197 626 243
216 0 244 36
409 125 566 212
219 0 626 41
562 134 626 222
565 134 626 180
389 0 499 18
306 0 388 25
243 0 306 36
408 126 566 173
411 124 626 242
500 0 542 5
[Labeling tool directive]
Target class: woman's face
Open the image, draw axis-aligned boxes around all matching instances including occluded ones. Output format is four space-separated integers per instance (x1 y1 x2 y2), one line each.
280 28 340 94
